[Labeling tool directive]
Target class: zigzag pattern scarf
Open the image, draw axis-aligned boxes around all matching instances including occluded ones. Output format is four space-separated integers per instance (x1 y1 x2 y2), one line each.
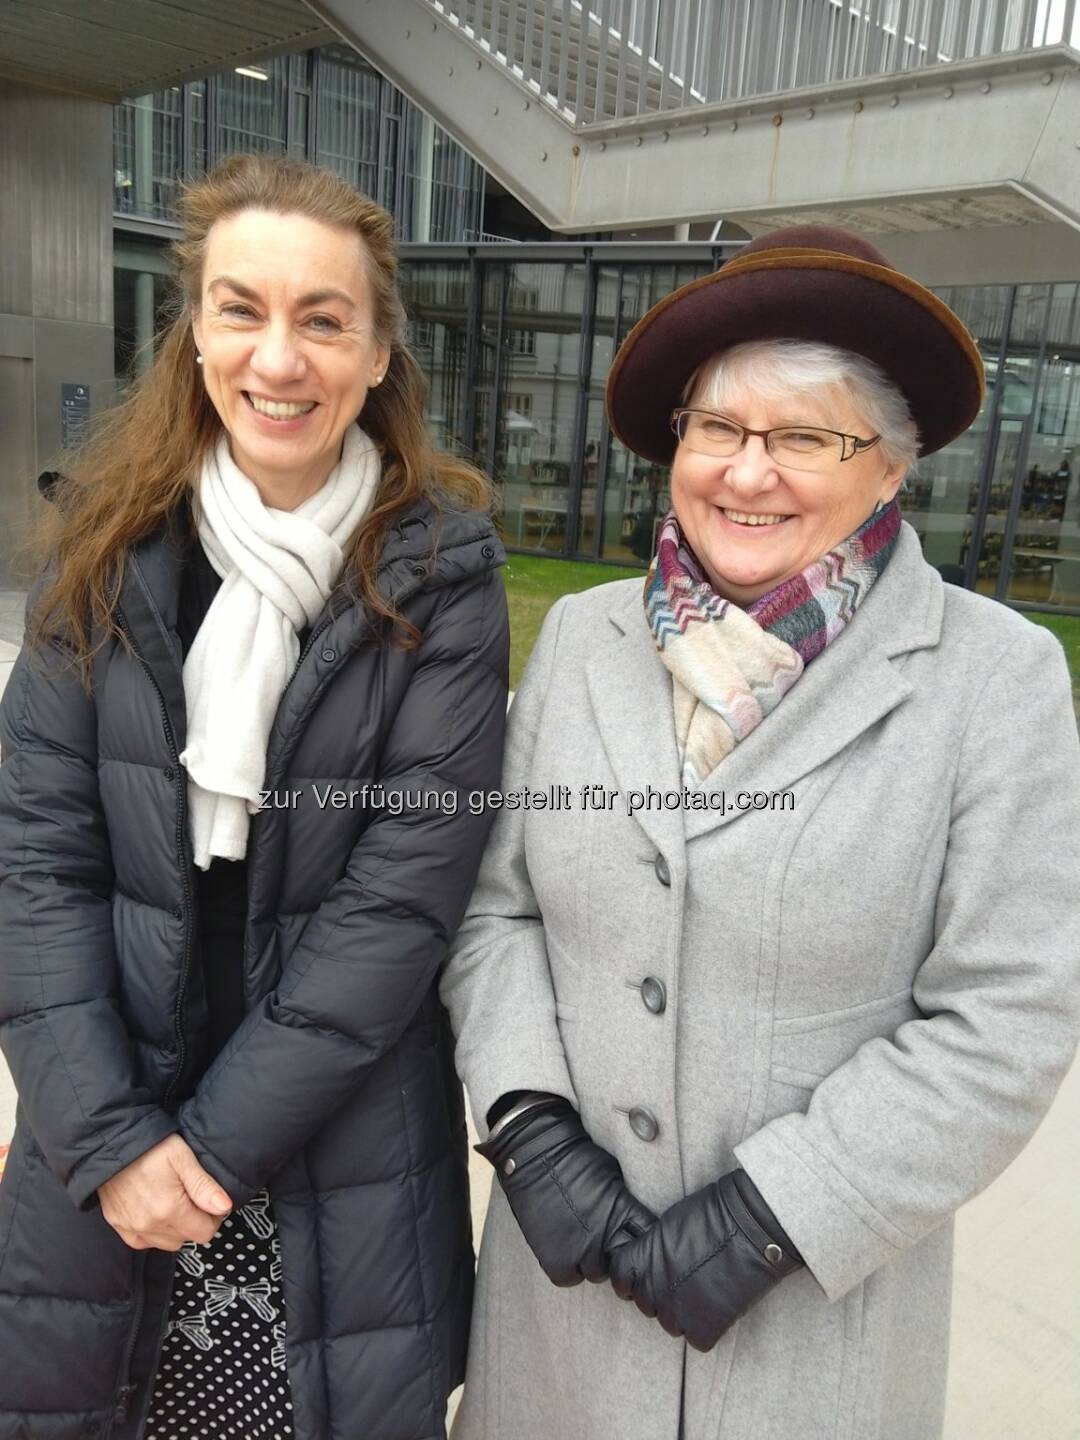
645 500 901 785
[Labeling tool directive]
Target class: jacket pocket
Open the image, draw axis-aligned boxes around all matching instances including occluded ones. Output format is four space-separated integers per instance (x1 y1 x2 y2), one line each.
771 990 919 1078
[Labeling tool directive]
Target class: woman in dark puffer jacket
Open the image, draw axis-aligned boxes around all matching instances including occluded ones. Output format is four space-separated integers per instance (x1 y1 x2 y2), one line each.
0 153 508 1440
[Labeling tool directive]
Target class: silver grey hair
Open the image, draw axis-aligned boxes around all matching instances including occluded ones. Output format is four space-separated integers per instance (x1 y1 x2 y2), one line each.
684 339 920 481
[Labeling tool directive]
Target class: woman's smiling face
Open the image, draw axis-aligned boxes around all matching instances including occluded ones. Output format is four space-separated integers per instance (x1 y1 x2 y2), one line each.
191 208 389 508
670 375 907 604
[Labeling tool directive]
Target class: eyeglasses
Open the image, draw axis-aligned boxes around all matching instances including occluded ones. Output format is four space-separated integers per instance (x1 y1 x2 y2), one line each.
671 408 882 473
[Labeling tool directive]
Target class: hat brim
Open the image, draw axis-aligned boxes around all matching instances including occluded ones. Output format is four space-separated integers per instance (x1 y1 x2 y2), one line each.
605 250 985 464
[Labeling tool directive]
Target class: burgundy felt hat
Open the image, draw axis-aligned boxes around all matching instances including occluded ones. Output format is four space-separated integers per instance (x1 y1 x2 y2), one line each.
605 224 985 464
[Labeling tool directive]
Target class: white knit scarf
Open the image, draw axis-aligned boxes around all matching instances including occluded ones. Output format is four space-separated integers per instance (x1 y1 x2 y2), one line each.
179 424 381 869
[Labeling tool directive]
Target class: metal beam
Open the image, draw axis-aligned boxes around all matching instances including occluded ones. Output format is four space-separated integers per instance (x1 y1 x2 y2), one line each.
564 50 1080 232
306 0 578 229
310 5 1080 236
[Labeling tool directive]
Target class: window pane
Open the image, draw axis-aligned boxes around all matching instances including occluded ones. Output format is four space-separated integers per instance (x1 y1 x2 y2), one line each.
399 262 472 456
214 57 288 157
189 81 207 173
113 88 182 219
1006 284 1080 608
492 264 587 554
906 285 1008 583
593 262 709 564
316 46 381 195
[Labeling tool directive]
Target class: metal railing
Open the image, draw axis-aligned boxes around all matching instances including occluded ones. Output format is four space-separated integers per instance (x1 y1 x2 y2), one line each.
427 0 1080 124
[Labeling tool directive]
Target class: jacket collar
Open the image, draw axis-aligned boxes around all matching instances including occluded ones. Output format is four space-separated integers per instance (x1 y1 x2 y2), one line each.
586 520 943 854
116 497 504 759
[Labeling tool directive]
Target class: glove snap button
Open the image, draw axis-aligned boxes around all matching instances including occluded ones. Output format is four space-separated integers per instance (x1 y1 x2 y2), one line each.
628 1106 659 1142
503 1158 516 1176
765 1243 783 1265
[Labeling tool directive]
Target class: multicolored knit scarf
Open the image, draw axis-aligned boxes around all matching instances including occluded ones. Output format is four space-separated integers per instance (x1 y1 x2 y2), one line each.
644 500 901 784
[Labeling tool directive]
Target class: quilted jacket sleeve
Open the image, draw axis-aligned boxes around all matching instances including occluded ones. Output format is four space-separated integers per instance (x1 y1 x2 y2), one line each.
178 569 509 1204
0 613 179 1209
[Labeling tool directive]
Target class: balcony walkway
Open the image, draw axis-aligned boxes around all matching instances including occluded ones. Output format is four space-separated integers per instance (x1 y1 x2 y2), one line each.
317 0 1080 241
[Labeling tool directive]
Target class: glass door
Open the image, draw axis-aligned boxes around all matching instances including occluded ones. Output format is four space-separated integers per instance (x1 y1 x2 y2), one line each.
972 418 1027 597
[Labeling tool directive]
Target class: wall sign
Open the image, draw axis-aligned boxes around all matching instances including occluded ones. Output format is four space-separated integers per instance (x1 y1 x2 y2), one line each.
61 383 90 448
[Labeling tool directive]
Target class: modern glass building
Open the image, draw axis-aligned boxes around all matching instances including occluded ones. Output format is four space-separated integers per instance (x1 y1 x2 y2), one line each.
111 49 1080 617
399 250 1080 611
113 44 484 378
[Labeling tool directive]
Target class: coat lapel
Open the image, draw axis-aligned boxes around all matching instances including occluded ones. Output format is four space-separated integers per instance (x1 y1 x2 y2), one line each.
682 522 944 841
588 523 943 849
586 580 686 863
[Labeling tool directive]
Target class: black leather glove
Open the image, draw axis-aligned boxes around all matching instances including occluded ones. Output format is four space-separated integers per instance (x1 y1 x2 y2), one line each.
476 1093 656 1287
608 1168 803 1351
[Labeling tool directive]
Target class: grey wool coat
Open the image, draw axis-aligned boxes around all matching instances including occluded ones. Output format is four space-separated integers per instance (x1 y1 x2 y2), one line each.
440 520 1080 1440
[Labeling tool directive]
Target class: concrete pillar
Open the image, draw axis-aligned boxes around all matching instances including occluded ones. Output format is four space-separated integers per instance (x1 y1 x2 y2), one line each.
413 110 434 243
134 270 157 377
0 79 114 587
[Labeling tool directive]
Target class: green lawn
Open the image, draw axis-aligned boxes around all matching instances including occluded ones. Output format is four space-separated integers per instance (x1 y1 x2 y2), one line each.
502 553 643 689
1026 613 1080 714
503 554 1080 714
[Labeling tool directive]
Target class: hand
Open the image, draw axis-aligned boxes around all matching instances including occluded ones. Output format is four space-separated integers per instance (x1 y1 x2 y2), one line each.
98 1134 233 1252
608 1169 802 1351
477 1095 656 1286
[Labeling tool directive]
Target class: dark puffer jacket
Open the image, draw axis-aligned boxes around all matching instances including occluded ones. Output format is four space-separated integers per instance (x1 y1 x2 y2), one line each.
0 496 509 1440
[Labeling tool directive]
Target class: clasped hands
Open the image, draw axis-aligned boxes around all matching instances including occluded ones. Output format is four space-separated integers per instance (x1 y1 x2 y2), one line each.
477 1096 802 1353
98 1133 234 1252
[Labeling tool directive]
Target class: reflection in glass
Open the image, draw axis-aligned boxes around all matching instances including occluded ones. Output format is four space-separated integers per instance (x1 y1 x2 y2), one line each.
215 57 289 155
316 49 380 195
485 264 587 554
1006 284 1080 607
113 48 482 242
975 419 1026 596
113 88 182 219
399 263 471 456
596 263 709 564
905 287 1002 582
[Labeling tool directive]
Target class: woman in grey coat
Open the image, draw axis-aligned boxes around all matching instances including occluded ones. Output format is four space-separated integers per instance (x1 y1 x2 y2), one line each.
440 225 1080 1440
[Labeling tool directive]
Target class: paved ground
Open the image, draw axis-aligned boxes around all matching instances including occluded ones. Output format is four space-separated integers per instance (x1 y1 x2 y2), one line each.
0 593 1077 1436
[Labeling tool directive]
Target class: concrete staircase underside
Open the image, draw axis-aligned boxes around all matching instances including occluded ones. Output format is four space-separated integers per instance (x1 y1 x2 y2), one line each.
307 1 1080 238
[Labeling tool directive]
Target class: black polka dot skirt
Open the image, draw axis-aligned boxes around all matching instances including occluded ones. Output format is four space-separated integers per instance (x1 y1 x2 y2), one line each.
145 1190 294 1439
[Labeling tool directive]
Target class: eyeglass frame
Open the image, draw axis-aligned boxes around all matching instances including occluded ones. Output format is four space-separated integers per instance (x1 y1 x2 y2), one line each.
670 407 883 465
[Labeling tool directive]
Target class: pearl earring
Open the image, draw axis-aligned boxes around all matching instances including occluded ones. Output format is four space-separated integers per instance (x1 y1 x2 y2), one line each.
195 354 204 366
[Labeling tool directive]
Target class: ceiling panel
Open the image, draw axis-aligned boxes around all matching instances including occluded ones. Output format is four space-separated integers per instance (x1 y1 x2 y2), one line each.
0 0 335 100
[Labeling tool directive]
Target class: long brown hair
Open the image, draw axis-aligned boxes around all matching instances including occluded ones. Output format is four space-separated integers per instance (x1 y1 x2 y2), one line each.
26 153 489 678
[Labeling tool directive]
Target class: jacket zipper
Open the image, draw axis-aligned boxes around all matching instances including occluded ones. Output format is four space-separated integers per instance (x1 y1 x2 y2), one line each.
114 608 194 1112
109 1252 147 1432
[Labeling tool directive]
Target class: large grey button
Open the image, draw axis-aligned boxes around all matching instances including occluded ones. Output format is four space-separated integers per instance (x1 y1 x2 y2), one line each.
654 853 671 887
640 976 667 1014
628 1107 659 1142
764 1243 783 1265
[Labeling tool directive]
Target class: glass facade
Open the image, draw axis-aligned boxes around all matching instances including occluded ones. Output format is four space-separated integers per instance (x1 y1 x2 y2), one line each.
398 252 1080 612
112 46 483 243
905 280 1080 609
110 221 1080 614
